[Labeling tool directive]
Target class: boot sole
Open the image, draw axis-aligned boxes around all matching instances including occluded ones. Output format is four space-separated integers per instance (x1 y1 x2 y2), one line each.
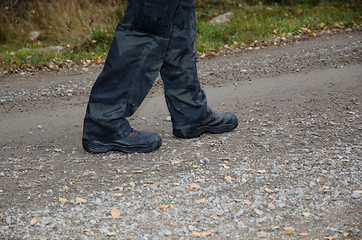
82 138 162 154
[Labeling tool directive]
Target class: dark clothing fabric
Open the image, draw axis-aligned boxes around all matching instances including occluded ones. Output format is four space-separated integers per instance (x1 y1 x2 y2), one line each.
83 0 212 141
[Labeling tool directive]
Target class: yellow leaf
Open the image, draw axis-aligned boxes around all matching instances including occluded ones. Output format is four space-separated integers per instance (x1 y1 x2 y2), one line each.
224 176 235 181
242 178 248 183
0 213 3 218
186 183 200 191
155 196 162 200
257 170 266 173
243 200 253 205
111 208 121 218
221 164 230 169
59 198 68 202
107 232 117 236
192 231 213 237
211 216 220 220
114 193 123 197
170 160 180 164
198 198 206 203
170 204 176 208
157 205 170 210
75 197 87 204
30 217 38 225
192 165 198 168
133 170 144 174
130 182 136 187
322 185 330 189
299 232 310 236
302 212 312 217
63 186 69 190
114 187 124 191
264 188 275 193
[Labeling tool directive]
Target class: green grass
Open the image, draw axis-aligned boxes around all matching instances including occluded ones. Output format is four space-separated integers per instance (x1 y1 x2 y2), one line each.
0 1 361 73
196 2 361 52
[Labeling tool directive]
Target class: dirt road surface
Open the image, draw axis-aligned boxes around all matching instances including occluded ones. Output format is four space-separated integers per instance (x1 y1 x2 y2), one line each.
0 31 361 239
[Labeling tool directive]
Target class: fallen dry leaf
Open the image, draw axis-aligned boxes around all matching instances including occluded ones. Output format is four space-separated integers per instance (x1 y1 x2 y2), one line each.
283 230 294 235
242 168 253 172
0 213 3 218
157 205 170 210
244 200 253 205
107 232 117 236
59 198 68 202
186 183 200 191
192 231 213 237
114 193 123 197
242 178 248 183
75 197 87 204
257 231 267 238
211 216 220 220
284 226 295 231
353 190 362 194
133 170 144 174
299 232 310 236
224 176 235 181
302 212 312 217
0 189 3 193
143 181 154 186
63 186 69 190
30 217 38 225
170 204 176 208
257 169 267 173
221 164 230 169
111 208 121 218
170 160 180 164
83 228 92 232
130 182 136 187
198 198 206 203
192 165 199 168
254 209 263 215
264 188 275 193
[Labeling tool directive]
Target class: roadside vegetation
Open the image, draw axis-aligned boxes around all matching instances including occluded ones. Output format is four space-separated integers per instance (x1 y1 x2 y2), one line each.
0 0 361 74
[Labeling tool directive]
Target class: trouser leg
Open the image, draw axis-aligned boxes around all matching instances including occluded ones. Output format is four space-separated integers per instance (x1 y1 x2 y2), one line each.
83 0 179 141
160 0 212 129
83 0 211 141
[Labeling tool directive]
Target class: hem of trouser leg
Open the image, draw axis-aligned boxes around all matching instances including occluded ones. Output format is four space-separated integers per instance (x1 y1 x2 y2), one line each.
172 111 214 130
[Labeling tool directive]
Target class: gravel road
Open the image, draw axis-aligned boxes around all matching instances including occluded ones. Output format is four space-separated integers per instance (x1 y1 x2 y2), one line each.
0 31 361 239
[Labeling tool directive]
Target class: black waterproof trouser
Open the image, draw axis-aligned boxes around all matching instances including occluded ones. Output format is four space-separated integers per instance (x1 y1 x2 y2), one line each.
83 0 212 141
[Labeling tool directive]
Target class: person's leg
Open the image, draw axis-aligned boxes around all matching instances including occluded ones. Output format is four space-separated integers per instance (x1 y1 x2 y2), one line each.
160 0 238 138
83 0 179 153
160 0 212 130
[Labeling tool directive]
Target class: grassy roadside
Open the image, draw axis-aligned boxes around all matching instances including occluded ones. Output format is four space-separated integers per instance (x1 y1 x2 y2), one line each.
0 1 361 74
